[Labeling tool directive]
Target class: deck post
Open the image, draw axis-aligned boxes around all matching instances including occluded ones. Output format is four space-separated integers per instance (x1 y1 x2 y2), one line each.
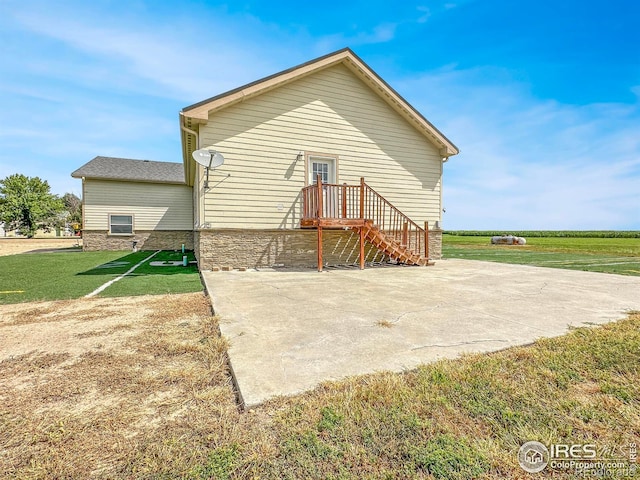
359 177 365 219
318 226 323 272
358 178 366 270
424 221 429 259
359 226 365 269
317 174 323 271
341 183 347 219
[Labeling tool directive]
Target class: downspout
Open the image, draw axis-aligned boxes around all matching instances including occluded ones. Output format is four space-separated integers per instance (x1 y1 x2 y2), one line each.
439 157 448 228
179 113 205 230
179 112 199 176
81 177 86 247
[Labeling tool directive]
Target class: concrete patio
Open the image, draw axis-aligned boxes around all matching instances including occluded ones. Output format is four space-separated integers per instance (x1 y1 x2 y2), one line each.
202 259 640 408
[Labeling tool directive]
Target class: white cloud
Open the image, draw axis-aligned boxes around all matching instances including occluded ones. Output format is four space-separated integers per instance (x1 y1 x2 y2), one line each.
314 22 398 54
5 2 291 103
395 67 640 229
0 1 301 195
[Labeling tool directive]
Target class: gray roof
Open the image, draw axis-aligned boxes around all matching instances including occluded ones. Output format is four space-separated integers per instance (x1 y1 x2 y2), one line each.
71 156 186 184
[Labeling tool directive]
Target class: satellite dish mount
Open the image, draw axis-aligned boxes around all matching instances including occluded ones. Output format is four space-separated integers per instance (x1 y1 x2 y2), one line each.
192 149 225 188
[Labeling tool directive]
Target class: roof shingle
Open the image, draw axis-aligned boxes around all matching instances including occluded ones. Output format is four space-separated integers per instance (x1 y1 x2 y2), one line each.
71 156 185 184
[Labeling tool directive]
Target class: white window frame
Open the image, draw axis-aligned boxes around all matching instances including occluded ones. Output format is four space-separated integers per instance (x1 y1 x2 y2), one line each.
109 214 134 235
305 152 338 186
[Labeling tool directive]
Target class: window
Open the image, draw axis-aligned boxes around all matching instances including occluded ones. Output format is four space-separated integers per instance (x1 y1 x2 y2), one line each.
307 154 337 185
312 161 330 184
109 214 133 235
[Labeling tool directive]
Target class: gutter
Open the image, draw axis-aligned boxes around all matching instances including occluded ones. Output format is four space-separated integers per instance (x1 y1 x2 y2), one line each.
179 112 199 186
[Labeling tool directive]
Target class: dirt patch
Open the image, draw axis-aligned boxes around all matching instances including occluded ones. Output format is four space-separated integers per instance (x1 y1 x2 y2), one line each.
0 292 240 478
0 238 82 256
0 297 156 357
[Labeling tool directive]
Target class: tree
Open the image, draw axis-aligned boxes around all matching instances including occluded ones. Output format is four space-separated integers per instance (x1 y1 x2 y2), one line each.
62 192 82 226
0 174 65 238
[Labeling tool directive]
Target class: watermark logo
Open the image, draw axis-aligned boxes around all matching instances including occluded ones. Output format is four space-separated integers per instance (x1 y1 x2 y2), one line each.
518 441 549 473
518 441 638 477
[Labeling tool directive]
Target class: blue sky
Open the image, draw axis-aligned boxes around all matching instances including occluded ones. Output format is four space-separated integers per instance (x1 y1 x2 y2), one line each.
1 0 638 229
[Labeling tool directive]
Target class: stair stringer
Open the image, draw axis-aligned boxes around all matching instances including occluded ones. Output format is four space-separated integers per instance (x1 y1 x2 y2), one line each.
352 220 430 267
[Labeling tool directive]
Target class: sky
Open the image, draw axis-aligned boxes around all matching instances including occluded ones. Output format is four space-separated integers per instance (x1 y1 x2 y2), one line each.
0 0 638 230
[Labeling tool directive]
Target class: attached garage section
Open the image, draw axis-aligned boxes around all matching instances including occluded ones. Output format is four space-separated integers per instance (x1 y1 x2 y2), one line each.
72 157 194 252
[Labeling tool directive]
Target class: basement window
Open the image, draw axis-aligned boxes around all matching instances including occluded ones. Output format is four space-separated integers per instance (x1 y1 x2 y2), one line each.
109 214 134 235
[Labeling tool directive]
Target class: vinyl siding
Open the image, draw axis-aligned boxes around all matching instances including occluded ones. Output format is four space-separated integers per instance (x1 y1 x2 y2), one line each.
83 180 193 231
199 64 442 229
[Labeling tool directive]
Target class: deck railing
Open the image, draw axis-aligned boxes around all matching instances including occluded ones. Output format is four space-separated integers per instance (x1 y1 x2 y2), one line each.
302 175 429 259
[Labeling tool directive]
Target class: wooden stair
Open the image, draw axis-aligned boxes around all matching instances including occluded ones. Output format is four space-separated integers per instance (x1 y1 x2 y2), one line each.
357 220 431 267
301 176 433 271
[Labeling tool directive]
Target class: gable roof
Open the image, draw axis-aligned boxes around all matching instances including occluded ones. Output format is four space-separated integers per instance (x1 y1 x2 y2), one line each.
180 48 459 162
71 156 186 184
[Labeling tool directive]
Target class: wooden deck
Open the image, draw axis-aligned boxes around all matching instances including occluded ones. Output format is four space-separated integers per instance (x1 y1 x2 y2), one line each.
301 175 430 271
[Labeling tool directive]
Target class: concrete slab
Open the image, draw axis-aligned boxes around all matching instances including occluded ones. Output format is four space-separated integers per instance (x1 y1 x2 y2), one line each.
202 259 640 408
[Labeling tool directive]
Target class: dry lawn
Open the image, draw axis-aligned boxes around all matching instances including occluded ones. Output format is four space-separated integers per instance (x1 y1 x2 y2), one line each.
2 291 638 479
0 293 249 478
0 238 81 256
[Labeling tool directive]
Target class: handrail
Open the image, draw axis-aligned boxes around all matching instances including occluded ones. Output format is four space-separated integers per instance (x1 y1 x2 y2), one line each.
362 181 424 255
363 182 423 233
301 177 429 259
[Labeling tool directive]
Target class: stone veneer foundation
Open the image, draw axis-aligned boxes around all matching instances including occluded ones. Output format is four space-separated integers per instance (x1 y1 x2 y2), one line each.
194 228 442 270
82 230 193 252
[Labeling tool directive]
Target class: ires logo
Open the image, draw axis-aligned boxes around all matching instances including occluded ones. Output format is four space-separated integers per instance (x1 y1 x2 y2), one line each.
550 444 597 459
520 441 637 475
518 442 597 473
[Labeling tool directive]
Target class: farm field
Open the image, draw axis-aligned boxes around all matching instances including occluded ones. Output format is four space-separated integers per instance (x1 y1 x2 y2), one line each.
443 233 640 276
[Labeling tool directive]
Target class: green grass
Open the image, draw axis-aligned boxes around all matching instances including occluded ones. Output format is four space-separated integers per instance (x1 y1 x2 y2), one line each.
6 303 639 478
0 250 128 304
4 273 640 478
98 250 202 297
5 303 640 479
443 235 640 276
207 314 639 478
0 250 202 304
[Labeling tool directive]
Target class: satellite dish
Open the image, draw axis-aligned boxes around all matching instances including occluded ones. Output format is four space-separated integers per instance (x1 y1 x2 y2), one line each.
192 149 225 168
210 152 224 168
192 149 226 189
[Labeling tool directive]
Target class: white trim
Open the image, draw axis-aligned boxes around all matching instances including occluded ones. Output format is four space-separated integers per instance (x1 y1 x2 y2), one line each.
306 153 338 185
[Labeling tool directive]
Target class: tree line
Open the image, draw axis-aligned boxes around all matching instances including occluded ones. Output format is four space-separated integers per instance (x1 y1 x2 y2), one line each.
0 174 82 238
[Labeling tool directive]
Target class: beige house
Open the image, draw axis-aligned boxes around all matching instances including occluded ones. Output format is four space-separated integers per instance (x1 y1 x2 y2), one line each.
73 48 458 270
71 157 194 251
